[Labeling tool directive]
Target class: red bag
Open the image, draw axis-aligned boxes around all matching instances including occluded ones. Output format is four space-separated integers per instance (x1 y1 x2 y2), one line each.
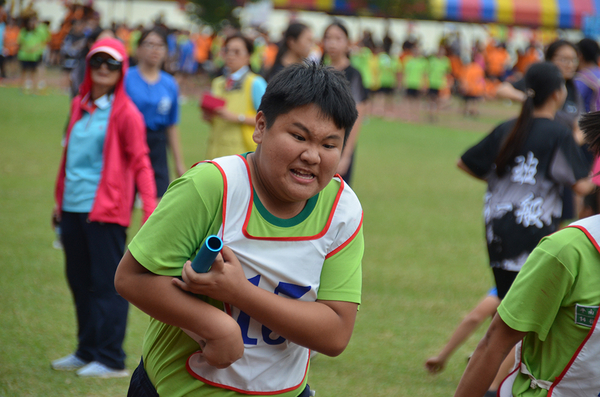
200 92 226 112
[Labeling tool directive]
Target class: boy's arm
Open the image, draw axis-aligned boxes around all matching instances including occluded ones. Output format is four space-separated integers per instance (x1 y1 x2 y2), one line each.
454 314 525 397
115 250 244 368
173 247 358 357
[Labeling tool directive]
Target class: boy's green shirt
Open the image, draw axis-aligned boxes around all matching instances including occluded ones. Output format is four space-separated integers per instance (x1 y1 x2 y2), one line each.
129 160 363 396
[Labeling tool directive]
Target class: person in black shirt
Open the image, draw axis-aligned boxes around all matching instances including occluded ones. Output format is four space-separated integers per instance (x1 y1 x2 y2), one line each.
458 62 593 299
265 23 313 82
322 21 368 185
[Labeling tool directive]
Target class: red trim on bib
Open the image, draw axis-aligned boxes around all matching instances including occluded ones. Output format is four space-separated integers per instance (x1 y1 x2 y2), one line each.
568 225 600 253
239 154 345 241
547 305 600 396
325 212 363 259
186 351 310 395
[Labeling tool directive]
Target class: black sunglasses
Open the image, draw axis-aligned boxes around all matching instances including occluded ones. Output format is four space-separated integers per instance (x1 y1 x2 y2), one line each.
89 55 122 71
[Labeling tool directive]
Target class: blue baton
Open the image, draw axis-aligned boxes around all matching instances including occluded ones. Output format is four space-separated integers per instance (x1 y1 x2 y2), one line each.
191 235 223 273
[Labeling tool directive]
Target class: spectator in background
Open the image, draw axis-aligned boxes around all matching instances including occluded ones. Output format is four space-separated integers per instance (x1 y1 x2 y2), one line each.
176 30 196 96
574 38 600 113
18 15 47 93
3 17 20 78
202 32 267 159
427 46 451 122
460 52 486 117
373 44 400 117
322 20 367 184
266 22 313 82
69 28 114 98
61 19 87 90
51 37 156 378
126 27 186 197
402 44 428 122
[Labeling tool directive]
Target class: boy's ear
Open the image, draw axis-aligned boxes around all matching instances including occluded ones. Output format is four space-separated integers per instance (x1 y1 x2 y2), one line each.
253 111 267 144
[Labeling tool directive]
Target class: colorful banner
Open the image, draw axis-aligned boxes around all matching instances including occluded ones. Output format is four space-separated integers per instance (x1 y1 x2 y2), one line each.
430 0 598 29
272 0 365 14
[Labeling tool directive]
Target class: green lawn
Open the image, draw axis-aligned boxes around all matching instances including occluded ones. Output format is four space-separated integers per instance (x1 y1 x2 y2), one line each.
0 86 517 396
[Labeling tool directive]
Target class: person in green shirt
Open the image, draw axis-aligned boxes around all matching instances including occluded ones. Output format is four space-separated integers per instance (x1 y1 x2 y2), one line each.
401 46 428 122
426 47 451 122
372 47 401 117
18 15 46 92
454 110 600 397
115 62 364 397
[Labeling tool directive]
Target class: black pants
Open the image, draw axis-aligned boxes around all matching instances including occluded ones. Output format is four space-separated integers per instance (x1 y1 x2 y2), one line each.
492 267 519 300
146 128 170 197
128 358 312 397
60 212 128 369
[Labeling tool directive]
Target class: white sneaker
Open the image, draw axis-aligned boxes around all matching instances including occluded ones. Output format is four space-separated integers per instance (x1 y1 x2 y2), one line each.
51 354 89 371
76 361 130 378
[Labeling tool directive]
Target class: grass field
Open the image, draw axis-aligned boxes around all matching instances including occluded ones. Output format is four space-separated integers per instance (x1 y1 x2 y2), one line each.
0 86 518 396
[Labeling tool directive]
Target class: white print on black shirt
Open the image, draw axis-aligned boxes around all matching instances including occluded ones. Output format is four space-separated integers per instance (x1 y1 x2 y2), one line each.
515 193 544 228
511 152 538 185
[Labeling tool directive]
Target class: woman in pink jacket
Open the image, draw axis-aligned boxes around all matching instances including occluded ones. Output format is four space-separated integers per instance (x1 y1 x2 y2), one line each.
51 37 156 378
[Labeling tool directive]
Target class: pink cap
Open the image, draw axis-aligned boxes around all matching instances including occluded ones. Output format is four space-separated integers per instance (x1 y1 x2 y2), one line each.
87 45 124 62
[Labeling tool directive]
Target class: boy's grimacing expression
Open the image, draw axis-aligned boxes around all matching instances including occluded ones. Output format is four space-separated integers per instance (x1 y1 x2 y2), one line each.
250 104 345 215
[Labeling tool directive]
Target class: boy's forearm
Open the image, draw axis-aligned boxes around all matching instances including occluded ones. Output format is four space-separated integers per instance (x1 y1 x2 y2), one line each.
231 282 357 356
115 251 238 341
454 315 524 397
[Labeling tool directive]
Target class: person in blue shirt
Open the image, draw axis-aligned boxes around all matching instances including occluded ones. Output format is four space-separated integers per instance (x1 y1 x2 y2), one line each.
125 26 185 197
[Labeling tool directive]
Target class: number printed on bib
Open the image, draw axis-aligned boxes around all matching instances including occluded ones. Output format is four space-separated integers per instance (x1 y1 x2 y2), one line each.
237 275 311 345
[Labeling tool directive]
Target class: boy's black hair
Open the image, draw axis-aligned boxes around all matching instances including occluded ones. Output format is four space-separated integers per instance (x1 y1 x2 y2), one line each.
258 62 358 145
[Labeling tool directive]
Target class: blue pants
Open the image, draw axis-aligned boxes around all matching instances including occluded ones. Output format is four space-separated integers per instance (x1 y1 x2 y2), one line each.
60 212 129 369
146 128 170 197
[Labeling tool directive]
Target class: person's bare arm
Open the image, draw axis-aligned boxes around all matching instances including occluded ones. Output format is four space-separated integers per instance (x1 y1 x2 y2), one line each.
173 246 358 357
166 125 186 177
115 250 244 368
426 295 499 373
496 82 526 102
573 177 595 196
454 314 526 397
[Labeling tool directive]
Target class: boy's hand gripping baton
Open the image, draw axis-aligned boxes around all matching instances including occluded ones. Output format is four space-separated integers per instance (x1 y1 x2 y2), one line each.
191 235 223 273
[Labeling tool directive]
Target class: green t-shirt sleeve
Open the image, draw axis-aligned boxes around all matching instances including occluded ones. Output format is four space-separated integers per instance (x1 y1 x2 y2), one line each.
128 163 224 276
497 233 577 341
317 226 363 304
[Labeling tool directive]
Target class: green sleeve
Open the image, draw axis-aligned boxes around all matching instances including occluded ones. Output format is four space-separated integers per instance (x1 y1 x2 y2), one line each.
497 232 577 341
317 226 363 304
128 163 224 277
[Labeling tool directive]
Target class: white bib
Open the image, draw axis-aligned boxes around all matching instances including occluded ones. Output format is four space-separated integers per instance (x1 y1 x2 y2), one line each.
186 155 363 394
499 215 600 397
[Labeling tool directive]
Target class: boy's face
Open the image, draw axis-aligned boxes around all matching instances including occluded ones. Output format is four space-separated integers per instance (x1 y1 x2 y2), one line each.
252 104 345 207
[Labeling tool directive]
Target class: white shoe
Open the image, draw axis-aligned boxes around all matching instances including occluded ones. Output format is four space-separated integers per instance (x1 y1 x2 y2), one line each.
76 361 130 378
51 354 89 371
